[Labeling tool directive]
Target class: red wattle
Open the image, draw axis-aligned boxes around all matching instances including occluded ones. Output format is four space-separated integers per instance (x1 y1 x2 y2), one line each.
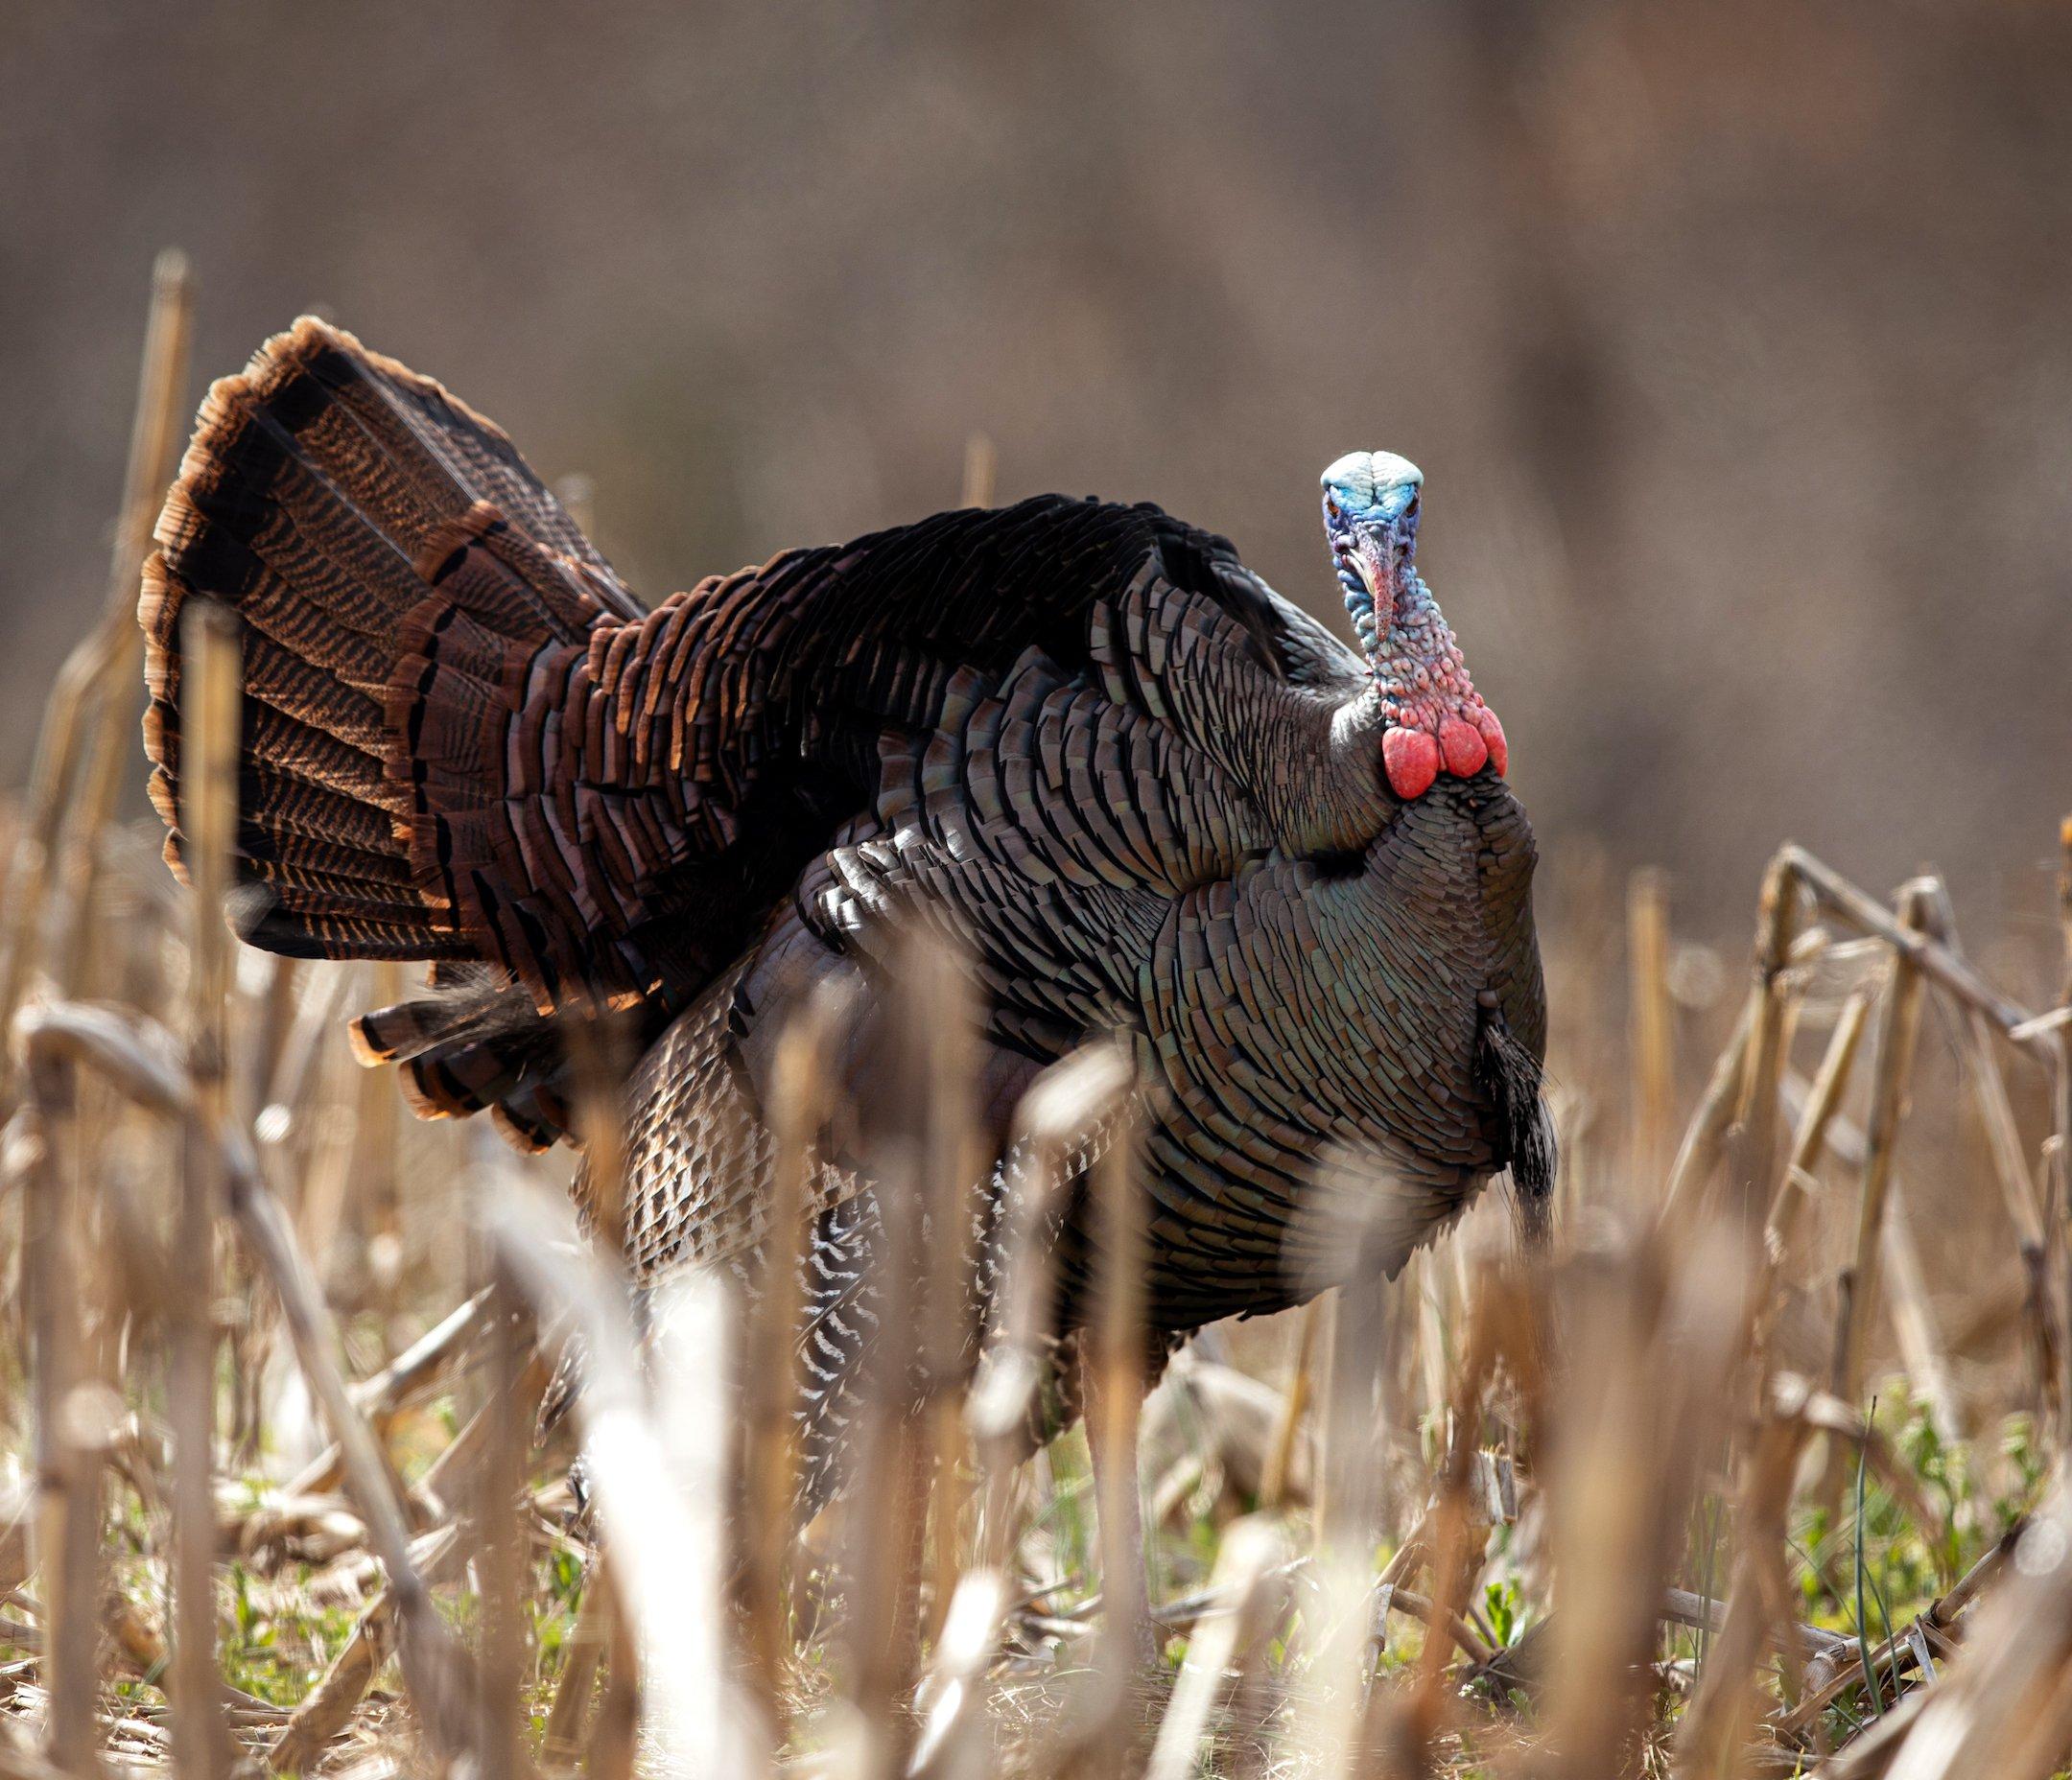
1474 708 1508 777
1382 726 1441 801
1439 715 1488 779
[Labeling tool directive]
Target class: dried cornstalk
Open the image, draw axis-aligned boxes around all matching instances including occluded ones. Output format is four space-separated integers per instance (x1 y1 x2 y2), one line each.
967 1042 1134 1561
345 958 404 1286
1531 1226 1749 1780
14 1001 481 1764
1779 1078 1966 1456
1629 867 1677 1187
283 1289 491 1500
171 598 238 1780
1260 1294 1323 1510
908 1568 1008 1780
243 955 300 1123
233 1144 484 1762
1087 1098 1148 1679
1924 881 2060 1417
1290 1217 1396 1779
1727 849 1803 1228
0 249 193 1093
1674 1380 1826 1770
1949 972 2048 1253
834 962 936 1780
1756 989 1872 1367
268 1596 399 1774
1838 882 1935 1403
1662 919 1827 1224
485 1178 765 1776
1373 1583 1495 1669
253 963 361 1160
20 1051 98 1776
472 1257 530 1780
918 948 982 1652
1783 845 2047 1055
1144 1519 1289 1780
1781 1519 2024 1755
591 1573 641 1780
1660 993 1755 1223
1658 1583 1847 1663
540 1563 611 1770
2045 815 2072 1422
1880 1183 1962 1451
55 250 196 997
1395 1265 1512 1765
566 999 634 1263
741 989 840 1706
266 1524 464 1774
960 432 997 508
2060 815 2072 1002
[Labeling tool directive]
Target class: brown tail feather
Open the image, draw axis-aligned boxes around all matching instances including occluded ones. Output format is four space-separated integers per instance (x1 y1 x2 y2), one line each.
141 316 648 1143
355 984 576 1155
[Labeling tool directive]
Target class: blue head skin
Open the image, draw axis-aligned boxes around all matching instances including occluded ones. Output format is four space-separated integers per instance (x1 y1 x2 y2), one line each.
1319 451 1506 801
1321 449 1423 655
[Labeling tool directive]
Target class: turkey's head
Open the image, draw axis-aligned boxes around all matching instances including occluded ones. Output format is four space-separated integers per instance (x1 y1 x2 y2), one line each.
1321 452 1507 803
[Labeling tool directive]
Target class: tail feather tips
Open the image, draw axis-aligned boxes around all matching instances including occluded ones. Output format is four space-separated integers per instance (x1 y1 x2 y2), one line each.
141 316 646 1145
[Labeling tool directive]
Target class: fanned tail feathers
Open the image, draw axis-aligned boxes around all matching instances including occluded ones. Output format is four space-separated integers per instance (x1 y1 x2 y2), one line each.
140 316 645 1145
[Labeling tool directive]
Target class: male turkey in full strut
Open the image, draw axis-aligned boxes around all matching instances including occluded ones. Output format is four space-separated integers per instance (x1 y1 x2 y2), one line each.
140 320 1548 1523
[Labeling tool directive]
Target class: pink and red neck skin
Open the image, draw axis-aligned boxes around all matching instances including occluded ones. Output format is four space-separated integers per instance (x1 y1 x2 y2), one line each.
1322 456 1507 804
1368 572 1506 802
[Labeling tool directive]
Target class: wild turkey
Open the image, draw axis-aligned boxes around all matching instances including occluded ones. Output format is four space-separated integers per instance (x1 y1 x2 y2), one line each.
139 318 1549 1521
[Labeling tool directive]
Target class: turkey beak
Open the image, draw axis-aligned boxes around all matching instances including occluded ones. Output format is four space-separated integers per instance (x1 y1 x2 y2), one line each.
1348 525 1396 614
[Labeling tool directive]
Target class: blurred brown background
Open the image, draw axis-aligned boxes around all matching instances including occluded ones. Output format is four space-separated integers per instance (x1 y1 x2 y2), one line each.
6 0 2068 932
